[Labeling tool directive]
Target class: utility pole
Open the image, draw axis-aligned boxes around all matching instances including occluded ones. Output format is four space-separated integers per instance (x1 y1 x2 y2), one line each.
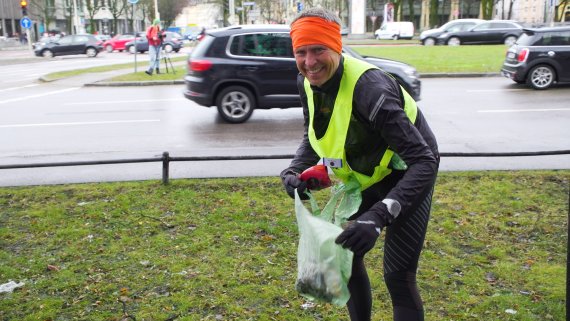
154 0 159 20
72 0 81 34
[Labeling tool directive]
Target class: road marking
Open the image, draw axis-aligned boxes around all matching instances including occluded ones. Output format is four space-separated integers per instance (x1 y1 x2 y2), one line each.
2 77 43 84
64 98 186 105
467 89 528 92
478 108 570 113
0 84 39 93
0 119 161 128
0 87 80 105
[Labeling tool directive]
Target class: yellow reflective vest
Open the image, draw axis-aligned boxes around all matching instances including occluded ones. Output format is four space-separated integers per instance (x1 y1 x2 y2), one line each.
305 55 418 190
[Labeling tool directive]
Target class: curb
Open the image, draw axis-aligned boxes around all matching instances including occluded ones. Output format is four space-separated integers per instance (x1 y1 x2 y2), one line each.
85 79 185 87
85 72 501 87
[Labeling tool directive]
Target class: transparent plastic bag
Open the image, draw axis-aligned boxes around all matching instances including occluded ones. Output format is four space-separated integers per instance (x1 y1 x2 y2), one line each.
294 180 361 306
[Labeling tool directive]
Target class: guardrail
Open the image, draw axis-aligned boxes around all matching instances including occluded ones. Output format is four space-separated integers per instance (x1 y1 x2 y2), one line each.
0 150 569 185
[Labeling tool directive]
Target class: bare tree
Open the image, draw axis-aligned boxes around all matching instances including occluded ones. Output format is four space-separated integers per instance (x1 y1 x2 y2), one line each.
29 0 56 34
158 0 187 28
107 0 128 34
84 0 105 33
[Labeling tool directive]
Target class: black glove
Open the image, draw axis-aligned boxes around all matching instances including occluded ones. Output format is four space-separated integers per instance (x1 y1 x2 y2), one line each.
281 169 309 200
335 203 391 256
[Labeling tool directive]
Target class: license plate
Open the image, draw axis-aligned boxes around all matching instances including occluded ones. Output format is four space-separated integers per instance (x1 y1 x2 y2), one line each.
507 52 515 59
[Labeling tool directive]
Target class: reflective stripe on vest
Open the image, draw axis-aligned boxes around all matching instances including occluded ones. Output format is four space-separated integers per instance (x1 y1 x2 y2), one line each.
305 55 418 190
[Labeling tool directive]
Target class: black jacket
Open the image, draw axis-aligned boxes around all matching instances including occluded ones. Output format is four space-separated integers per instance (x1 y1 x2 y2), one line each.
282 56 439 216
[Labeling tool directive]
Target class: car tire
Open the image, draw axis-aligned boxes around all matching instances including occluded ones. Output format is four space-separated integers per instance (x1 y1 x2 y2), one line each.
86 47 98 57
504 36 517 46
41 49 53 58
105 45 114 53
527 64 556 90
216 86 255 124
422 38 436 46
447 37 461 46
163 44 173 53
128 45 135 54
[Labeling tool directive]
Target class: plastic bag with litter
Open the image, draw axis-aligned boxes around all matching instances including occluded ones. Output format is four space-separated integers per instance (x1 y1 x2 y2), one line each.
294 180 361 306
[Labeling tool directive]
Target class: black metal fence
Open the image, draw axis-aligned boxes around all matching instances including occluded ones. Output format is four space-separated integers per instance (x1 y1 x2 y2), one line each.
1 150 569 185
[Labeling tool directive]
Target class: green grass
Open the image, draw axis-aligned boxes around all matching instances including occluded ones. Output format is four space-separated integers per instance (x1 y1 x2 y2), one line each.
43 56 187 82
1 171 568 320
42 43 508 82
352 45 508 73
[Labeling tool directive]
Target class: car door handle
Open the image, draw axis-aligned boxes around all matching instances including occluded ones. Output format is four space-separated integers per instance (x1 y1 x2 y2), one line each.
244 66 258 71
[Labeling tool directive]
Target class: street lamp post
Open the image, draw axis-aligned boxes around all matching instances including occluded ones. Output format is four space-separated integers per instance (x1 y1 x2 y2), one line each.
154 0 159 20
72 0 80 34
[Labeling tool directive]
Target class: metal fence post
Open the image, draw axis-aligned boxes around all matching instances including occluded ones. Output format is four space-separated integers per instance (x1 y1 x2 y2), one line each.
162 151 170 185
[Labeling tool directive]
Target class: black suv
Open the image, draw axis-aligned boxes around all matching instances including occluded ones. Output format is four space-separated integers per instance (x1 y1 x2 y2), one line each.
501 26 570 90
183 24 421 123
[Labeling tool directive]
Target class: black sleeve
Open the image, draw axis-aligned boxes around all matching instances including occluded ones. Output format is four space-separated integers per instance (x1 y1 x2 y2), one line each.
354 69 439 214
280 74 320 179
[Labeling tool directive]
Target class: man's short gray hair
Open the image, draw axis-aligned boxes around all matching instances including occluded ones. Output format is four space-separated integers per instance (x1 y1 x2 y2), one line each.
291 7 341 26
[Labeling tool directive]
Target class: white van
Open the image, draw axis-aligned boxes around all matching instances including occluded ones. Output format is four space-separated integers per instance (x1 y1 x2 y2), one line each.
374 22 415 40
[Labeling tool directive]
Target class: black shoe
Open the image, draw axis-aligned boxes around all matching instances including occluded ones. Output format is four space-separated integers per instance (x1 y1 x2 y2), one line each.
145 70 152 76
155 68 160 74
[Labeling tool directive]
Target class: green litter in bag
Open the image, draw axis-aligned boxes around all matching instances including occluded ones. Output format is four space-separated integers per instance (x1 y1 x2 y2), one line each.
294 180 362 306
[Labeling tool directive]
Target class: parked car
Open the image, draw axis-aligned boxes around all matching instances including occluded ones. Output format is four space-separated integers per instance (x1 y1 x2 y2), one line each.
436 20 524 46
34 34 103 58
183 25 421 123
125 31 183 54
419 18 485 45
374 21 414 40
95 34 111 42
102 33 138 52
501 26 570 89
32 34 61 50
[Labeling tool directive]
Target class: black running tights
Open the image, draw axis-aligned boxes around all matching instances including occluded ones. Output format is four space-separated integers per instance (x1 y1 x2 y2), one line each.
346 188 433 321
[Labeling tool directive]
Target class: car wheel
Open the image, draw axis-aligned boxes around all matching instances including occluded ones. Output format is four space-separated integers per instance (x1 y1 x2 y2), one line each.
392 35 399 40
527 64 556 90
163 44 173 53
42 49 53 58
86 47 98 57
105 45 113 53
504 36 517 46
422 38 436 46
216 86 255 123
447 37 461 46
128 45 135 54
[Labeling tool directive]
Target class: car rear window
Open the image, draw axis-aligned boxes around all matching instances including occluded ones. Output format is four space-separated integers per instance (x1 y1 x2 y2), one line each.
518 30 570 46
229 33 293 58
191 35 214 58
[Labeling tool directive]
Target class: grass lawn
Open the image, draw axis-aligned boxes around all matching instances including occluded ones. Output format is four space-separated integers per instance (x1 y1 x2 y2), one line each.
1 171 568 320
42 43 509 82
352 45 508 73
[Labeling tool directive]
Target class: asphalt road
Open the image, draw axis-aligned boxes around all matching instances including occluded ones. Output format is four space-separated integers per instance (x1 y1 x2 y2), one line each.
0 53 569 186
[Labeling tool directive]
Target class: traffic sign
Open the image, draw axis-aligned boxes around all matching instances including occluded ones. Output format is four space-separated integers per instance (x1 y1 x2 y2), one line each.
20 17 32 29
128 0 138 4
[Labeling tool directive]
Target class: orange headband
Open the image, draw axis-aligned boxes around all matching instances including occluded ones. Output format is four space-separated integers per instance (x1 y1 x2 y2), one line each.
290 17 342 54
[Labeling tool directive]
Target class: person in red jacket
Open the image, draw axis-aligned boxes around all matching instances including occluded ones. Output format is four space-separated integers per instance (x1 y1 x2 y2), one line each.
145 18 162 75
